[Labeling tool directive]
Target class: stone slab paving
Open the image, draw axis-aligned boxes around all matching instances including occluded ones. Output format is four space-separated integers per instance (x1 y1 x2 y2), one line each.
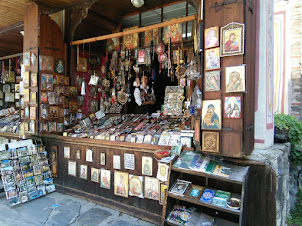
0 192 157 226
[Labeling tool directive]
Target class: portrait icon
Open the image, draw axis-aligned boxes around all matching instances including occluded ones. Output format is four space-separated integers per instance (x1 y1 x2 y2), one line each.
221 22 245 57
224 96 241 118
225 65 246 93
79 165 88 180
205 71 220 91
205 47 220 71
100 169 110 189
114 171 129 198
129 175 144 198
91 167 99 183
142 156 152 176
205 26 219 49
201 100 221 130
144 176 159 200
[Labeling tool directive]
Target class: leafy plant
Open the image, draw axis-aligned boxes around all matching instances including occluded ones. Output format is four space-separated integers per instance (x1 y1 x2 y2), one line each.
274 114 302 164
287 189 302 226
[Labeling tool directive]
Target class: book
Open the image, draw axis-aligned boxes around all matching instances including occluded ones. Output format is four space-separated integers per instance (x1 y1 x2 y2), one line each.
211 190 231 207
188 154 202 170
200 188 216 203
169 179 191 196
205 160 219 173
184 185 205 199
166 205 193 226
179 152 196 169
213 164 231 178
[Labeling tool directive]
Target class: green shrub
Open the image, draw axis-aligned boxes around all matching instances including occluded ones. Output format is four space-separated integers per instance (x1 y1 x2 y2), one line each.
274 114 302 164
287 190 302 226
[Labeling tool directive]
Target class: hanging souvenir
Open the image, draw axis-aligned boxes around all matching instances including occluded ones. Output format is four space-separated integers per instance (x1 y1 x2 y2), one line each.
102 78 110 90
89 55 100 68
81 80 86 95
109 51 118 71
55 59 64 74
88 72 99 86
137 50 146 64
117 90 128 105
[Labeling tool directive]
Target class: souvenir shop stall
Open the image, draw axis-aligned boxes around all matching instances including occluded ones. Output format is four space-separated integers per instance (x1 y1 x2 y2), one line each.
0 0 277 225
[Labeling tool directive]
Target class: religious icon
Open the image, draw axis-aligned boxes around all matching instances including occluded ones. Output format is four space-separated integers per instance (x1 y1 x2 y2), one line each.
205 71 220 91
122 26 139 50
224 96 241 118
113 155 121 170
157 163 169 182
30 92 37 104
86 149 93 162
49 106 58 118
57 123 63 132
201 100 221 130
129 175 144 199
41 74 53 91
41 92 48 104
202 131 219 153
39 55 54 71
221 22 245 57
100 153 106 165
50 145 58 177
23 52 30 67
114 171 129 198
64 146 70 159
29 107 36 120
205 47 220 71
100 169 111 189
160 183 168 205
137 50 146 64
142 156 152 176
55 59 64 74
144 28 158 47
225 65 246 93
76 150 81 160
106 37 120 52
23 71 30 87
205 26 219 49
68 160 76 177
31 73 37 87
144 176 159 200
164 23 182 43
49 122 57 132
91 167 99 183
63 77 69 86
77 57 87 72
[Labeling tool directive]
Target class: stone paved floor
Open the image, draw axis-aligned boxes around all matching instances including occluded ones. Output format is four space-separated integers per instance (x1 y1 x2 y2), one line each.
0 192 157 226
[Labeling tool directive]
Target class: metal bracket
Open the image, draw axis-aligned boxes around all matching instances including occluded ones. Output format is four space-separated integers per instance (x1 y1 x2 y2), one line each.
211 0 238 8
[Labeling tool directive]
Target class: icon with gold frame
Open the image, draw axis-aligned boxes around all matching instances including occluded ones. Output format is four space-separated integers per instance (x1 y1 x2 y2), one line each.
114 171 129 197
202 131 219 153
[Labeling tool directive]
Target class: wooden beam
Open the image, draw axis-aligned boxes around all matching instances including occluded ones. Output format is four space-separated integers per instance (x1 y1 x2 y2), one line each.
88 9 117 25
0 52 23 61
0 21 23 35
71 14 196 45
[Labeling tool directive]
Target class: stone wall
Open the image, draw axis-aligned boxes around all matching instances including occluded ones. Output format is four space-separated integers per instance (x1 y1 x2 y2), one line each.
290 0 302 120
246 143 290 226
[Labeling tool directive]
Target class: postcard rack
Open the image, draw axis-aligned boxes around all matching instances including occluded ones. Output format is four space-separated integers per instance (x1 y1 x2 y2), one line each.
161 156 249 226
0 139 55 206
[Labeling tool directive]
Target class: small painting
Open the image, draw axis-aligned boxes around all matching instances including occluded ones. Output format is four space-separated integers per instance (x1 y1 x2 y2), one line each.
123 26 139 50
30 92 36 104
39 55 54 71
205 71 220 91
113 155 121 170
86 149 93 162
31 73 37 87
50 145 58 177
173 50 179 64
144 176 159 200
41 92 48 104
23 52 30 67
204 26 219 49
114 171 129 198
29 107 36 120
55 59 64 74
49 122 56 132
63 77 69 86
129 175 144 198
142 156 152 176
57 123 63 132
137 50 145 64
225 65 246 93
157 163 169 182
202 131 219 153
205 47 220 71
49 106 58 118
79 165 87 180
100 153 106 165
160 183 168 205
77 57 87 72
224 96 241 118
23 71 30 87
100 169 111 189
41 74 53 91
68 160 76 177
91 167 99 183
57 75 64 84
76 150 81 160
164 23 182 43
64 146 70 159
144 28 158 47
221 22 245 57
201 100 221 130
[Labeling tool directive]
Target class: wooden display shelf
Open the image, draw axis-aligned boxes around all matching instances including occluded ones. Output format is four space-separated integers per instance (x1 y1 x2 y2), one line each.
168 192 241 216
165 218 239 226
171 166 248 185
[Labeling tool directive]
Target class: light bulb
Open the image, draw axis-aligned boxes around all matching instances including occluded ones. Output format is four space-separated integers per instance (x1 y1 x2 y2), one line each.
131 0 144 8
